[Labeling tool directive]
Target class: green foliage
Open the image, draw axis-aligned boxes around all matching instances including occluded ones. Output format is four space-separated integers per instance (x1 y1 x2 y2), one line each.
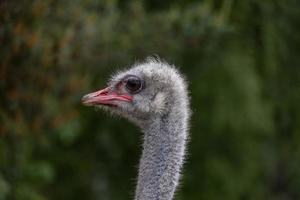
1 0 300 199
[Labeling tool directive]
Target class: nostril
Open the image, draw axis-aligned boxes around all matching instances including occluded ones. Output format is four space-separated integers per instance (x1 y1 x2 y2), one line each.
100 91 109 95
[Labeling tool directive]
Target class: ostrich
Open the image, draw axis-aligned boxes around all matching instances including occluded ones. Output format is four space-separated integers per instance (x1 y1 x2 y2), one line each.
82 58 190 200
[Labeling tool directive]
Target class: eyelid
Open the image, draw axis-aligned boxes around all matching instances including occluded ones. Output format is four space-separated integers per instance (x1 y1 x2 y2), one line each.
123 74 140 81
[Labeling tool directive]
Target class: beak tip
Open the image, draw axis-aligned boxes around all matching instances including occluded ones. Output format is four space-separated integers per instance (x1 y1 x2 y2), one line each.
81 94 88 102
81 94 92 105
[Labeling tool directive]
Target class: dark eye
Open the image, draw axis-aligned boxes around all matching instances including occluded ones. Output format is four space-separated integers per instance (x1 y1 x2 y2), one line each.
125 76 143 94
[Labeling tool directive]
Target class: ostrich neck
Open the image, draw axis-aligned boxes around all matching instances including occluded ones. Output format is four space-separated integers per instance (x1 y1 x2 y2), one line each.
135 108 188 200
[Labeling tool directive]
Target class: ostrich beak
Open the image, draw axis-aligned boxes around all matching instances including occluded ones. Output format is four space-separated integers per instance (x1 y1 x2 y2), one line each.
82 87 133 106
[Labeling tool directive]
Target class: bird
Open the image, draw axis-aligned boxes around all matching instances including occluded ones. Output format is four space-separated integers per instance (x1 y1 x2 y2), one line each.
82 57 190 200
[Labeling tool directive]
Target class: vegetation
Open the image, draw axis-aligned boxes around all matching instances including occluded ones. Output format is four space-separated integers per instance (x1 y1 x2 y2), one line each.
1 0 300 199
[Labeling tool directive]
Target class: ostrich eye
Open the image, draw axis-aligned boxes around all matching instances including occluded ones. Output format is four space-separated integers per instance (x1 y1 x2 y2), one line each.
124 76 143 94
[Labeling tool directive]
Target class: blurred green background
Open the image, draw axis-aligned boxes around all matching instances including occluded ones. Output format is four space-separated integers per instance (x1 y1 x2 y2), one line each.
1 0 300 199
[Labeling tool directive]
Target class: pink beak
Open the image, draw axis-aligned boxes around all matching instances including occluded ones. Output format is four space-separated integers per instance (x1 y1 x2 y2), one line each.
82 87 133 106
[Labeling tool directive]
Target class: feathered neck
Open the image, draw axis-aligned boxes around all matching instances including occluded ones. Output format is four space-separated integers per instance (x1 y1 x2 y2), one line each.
135 101 189 200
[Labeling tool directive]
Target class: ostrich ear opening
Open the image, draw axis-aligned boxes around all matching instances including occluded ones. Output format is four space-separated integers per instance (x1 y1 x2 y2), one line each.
152 92 167 114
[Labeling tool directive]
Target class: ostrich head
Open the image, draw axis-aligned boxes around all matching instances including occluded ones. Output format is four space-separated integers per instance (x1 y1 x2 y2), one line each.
82 58 188 127
82 58 190 199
